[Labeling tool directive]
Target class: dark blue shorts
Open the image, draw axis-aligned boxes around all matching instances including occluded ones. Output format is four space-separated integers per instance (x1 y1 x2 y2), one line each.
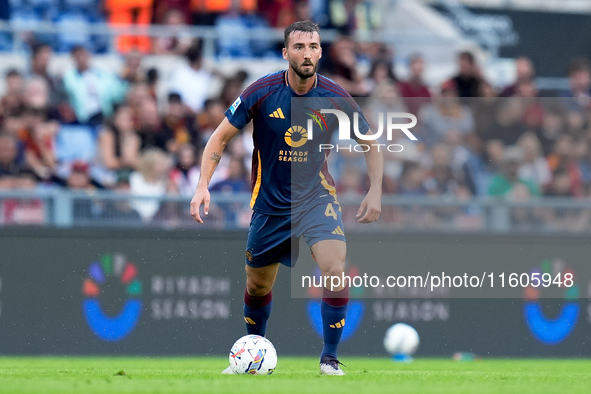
245 199 346 268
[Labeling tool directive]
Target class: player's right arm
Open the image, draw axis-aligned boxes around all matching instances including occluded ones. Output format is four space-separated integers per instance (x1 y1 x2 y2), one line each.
190 118 241 223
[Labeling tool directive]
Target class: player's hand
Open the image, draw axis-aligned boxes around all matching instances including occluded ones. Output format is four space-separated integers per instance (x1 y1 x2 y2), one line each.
356 189 381 223
190 185 211 224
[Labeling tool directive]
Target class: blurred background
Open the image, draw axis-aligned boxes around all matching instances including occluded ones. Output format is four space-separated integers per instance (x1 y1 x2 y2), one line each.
1 0 591 233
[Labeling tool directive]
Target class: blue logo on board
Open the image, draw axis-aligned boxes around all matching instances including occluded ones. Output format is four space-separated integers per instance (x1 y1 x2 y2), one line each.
82 254 142 342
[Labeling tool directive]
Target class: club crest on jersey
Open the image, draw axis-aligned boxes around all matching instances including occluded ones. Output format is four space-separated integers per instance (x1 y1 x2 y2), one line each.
305 108 328 132
284 125 308 148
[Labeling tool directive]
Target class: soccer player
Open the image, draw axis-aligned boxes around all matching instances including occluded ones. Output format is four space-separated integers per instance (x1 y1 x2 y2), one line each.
190 21 383 375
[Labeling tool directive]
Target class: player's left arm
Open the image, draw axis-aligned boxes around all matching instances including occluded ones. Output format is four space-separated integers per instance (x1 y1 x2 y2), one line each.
356 130 383 223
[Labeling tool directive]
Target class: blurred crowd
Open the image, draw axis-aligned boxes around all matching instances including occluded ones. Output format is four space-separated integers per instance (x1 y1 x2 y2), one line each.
1 2 591 229
0 0 380 54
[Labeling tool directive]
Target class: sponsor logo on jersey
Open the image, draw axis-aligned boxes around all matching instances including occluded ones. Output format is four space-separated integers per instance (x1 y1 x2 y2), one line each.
269 108 285 119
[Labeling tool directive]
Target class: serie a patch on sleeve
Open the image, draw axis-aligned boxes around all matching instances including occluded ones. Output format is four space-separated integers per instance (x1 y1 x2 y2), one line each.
229 97 242 114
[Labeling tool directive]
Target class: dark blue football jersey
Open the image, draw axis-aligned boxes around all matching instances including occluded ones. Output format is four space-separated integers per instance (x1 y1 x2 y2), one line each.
224 70 369 215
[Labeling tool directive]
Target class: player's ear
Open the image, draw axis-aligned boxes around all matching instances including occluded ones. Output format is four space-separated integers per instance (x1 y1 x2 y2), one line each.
319 46 322 59
282 47 288 60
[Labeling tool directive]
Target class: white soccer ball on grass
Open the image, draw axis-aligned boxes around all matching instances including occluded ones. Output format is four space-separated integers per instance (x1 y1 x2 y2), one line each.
383 323 420 357
228 335 277 375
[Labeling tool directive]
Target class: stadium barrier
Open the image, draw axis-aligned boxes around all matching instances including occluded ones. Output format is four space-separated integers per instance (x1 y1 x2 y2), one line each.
0 227 589 356
2 190 591 233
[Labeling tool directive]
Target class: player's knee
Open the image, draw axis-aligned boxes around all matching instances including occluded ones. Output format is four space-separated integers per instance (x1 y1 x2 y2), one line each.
246 276 273 297
320 263 345 279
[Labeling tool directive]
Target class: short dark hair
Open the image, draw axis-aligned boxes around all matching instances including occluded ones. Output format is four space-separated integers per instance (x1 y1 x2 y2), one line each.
459 51 475 65
284 20 320 48
168 92 183 103
185 39 203 64
5 68 21 78
568 57 591 75
31 42 51 58
147 67 159 83
70 45 87 55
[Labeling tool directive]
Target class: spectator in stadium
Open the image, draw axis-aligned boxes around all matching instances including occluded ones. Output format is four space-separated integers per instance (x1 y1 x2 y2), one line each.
152 8 194 56
1 69 24 119
209 155 249 193
162 93 200 154
397 161 427 196
541 166 590 232
168 40 212 113
66 160 98 220
561 58 591 114
215 2 257 58
575 138 591 187
153 0 192 25
482 98 528 146
11 167 37 190
488 145 540 198
0 133 22 177
169 143 200 197
66 160 93 190
423 144 470 197
500 56 536 97
146 68 160 102
136 98 174 152
1 109 24 141
417 80 474 148
62 46 127 126
365 58 396 95
96 104 141 182
516 132 551 189
546 134 584 198
545 167 576 198
22 77 60 121
218 71 247 109
470 80 499 140
18 106 59 181
294 0 312 23
129 148 172 221
398 54 431 116
0 174 11 189
196 98 226 143
515 80 545 131
448 51 481 98
324 0 381 35
27 43 62 107
125 83 152 127
152 179 196 228
100 169 143 224
120 50 145 84
208 155 249 225
321 35 371 96
364 81 406 125
560 58 591 133
258 0 295 28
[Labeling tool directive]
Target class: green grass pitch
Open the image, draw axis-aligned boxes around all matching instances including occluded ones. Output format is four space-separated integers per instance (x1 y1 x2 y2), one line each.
0 357 590 393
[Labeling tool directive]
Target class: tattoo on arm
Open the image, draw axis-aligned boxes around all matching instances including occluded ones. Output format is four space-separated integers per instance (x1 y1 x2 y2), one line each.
210 152 221 163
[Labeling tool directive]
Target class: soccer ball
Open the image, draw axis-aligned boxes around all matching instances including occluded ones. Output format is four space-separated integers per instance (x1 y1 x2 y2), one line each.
228 335 277 375
383 323 420 356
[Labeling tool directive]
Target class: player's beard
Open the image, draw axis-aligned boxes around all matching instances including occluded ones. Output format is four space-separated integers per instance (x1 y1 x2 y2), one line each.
290 59 318 80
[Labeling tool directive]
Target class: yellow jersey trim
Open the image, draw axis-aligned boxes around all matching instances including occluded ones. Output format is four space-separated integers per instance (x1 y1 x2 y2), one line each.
250 151 262 208
319 171 338 201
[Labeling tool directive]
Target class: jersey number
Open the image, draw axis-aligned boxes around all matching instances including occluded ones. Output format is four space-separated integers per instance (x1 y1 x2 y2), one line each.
325 203 339 220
